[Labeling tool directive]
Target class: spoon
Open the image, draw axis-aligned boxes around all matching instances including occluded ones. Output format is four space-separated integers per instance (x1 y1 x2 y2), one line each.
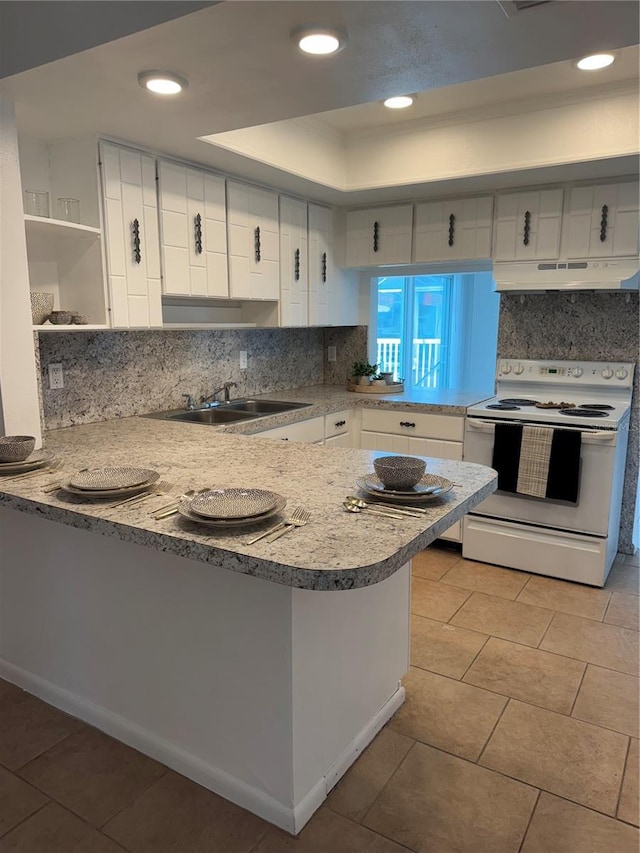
346 496 425 518
343 501 405 519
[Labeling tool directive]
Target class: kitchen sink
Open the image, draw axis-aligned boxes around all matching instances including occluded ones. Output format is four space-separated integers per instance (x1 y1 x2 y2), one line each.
224 399 312 415
142 398 312 425
167 408 257 425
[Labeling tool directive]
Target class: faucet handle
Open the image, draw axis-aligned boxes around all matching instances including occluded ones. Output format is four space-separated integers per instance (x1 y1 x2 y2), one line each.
182 393 196 410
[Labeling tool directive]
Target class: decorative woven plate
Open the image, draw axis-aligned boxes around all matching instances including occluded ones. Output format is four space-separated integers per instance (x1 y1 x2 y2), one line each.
357 473 453 500
0 449 54 475
69 467 159 490
60 481 155 499
189 488 278 519
178 494 286 528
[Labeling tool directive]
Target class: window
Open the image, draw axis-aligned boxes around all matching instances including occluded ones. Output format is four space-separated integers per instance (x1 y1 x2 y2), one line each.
375 271 499 391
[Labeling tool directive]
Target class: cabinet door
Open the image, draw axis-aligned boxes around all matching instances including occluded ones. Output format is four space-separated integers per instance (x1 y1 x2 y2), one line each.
414 196 493 262
406 437 463 461
564 182 639 258
227 182 279 300
345 205 413 267
100 143 162 327
309 205 359 326
359 431 410 453
279 196 308 326
494 189 563 261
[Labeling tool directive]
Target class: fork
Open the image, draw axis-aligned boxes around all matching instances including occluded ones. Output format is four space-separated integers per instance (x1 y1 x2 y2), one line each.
106 481 172 510
152 488 209 520
264 508 311 543
4 459 63 483
245 506 308 545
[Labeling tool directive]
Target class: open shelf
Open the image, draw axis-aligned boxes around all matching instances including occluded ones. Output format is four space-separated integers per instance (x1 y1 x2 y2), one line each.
24 215 101 239
35 324 109 332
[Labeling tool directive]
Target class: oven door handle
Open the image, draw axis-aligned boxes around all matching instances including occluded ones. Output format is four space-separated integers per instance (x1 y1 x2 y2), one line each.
466 419 616 442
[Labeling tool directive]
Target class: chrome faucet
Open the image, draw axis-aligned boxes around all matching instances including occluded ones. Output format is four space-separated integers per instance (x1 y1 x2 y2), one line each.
182 393 197 410
200 381 238 406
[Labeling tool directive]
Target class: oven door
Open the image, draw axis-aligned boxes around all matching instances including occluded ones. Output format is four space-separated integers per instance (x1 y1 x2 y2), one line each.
464 417 620 536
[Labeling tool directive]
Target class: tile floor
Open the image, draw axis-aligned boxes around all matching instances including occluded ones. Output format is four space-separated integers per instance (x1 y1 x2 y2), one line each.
0 548 638 852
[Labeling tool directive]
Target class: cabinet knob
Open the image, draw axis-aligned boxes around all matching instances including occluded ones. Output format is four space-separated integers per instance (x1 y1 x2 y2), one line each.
132 218 142 264
523 211 531 247
254 226 261 262
194 213 203 255
399 421 416 428
373 221 380 253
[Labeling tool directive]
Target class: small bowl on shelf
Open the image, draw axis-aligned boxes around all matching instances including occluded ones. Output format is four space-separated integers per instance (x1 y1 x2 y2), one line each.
71 313 90 325
0 435 36 463
47 311 73 325
373 455 426 490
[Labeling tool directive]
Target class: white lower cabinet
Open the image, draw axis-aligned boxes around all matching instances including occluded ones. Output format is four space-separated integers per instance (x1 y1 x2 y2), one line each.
255 416 324 444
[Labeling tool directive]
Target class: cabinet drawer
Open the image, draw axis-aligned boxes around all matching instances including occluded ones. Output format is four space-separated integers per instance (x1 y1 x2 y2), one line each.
360 409 464 441
324 409 353 438
257 416 324 444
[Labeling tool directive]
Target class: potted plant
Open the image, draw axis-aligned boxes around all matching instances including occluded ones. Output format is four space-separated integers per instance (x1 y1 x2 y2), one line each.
352 361 378 386
370 373 388 388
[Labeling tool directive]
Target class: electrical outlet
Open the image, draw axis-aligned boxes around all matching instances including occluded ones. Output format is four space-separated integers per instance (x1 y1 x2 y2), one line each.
327 346 337 363
48 363 64 390
239 351 248 370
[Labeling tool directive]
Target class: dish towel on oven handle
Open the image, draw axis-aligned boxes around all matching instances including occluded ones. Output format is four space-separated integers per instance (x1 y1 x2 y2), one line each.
491 423 581 503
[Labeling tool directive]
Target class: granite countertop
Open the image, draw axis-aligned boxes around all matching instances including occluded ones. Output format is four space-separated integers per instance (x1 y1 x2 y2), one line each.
0 417 496 591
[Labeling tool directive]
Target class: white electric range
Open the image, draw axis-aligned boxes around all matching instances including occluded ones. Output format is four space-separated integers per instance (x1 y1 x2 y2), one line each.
462 359 635 586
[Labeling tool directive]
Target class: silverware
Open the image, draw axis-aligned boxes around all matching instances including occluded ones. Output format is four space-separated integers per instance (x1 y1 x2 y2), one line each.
106 481 172 510
264 508 311 543
343 502 405 519
43 466 87 493
345 496 425 518
245 506 308 545
4 459 63 482
152 488 208 520
150 489 196 516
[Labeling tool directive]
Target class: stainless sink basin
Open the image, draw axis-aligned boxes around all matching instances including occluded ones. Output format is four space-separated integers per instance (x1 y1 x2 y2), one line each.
224 399 312 415
142 398 312 425
167 408 257 425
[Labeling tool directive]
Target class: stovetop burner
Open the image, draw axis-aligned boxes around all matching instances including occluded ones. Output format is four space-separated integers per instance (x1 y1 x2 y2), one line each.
499 398 537 406
579 404 614 410
560 408 609 418
487 403 520 411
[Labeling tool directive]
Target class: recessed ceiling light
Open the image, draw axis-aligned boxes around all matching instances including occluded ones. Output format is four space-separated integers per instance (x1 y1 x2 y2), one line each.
383 95 415 110
292 26 348 55
575 53 615 71
138 71 189 95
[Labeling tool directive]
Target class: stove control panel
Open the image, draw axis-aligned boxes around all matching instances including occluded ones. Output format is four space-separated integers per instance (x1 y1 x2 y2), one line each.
496 360 635 389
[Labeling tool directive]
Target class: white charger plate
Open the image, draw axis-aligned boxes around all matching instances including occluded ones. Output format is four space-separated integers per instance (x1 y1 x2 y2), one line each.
60 481 155 500
356 473 453 502
0 449 54 475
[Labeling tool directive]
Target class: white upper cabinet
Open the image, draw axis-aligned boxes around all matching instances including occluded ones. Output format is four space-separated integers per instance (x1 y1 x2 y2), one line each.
309 204 358 327
563 181 639 259
158 161 228 298
100 142 162 327
279 196 308 326
345 204 413 267
493 189 564 261
413 196 493 263
227 181 279 300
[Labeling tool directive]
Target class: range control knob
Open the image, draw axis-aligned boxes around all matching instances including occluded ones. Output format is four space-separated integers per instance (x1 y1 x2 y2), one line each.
513 364 524 375
601 368 614 380
615 368 628 380
500 361 512 374
570 367 583 378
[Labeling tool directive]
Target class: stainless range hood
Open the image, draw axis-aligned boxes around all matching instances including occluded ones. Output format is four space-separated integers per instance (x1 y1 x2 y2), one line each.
493 258 640 292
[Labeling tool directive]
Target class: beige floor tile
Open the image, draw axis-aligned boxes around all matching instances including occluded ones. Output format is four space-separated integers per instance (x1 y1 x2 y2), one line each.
363 742 538 853
521 792 639 853
463 637 586 714
411 614 488 679
0 766 48 837
103 770 268 853
0 802 124 853
412 546 461 581
517 574 611 620
480 699 628 815
626 552 640 568
572 665 639 738
450 592 554 647
19 727 166 827
606 561 640 595
411 576 470 622
326 729 414 823
541 612 640 675
605 591 640 631
389 667 507 761
618 738 639 827
0 681 84 771
441 559 530 600
253 806 408 853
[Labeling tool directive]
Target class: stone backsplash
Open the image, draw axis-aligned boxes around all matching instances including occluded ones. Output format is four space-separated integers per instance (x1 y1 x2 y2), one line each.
498 290 639 553
38 325 368 430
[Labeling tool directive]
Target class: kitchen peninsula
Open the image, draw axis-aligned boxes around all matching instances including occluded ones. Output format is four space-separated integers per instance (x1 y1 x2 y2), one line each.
0 415 496 833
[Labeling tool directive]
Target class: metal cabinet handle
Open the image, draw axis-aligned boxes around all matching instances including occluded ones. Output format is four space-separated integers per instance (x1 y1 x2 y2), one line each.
523 210 531 246
254 226 261 262
373 220 380 253
399 421 416 428
194 213 203 255
132 218 142 264
600 204 608 242
294 248 300 281
321 252 327 283
448 213 455 247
